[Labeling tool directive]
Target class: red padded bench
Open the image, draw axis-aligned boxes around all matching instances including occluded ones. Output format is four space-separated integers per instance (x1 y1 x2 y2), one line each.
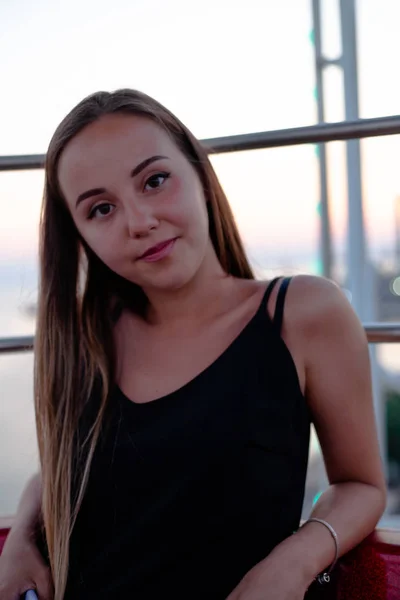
0 517 13 554
1 518 400 598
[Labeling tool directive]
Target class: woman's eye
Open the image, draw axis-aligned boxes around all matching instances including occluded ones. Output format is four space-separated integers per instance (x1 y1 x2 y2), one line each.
144 172 170 191
88 203 114 220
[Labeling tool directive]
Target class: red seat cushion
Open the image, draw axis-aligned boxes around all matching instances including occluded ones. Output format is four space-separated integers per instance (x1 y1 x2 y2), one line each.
0 525 10 555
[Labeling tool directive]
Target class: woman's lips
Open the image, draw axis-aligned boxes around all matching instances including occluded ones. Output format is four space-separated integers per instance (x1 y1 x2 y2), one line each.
138 238 177 262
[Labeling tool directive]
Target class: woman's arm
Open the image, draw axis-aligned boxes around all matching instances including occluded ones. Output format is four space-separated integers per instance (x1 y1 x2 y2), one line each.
0 473 53 600
6 473 43 541
274 275 386 583
227 276 386 599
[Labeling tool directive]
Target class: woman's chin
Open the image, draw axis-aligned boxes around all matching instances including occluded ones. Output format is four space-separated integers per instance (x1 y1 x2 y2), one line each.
139 268 198 294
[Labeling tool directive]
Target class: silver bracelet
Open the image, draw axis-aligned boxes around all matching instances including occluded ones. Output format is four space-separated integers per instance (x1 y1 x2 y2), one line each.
304 518 339 584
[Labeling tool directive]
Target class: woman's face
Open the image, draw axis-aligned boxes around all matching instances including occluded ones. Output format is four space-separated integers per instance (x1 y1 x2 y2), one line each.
58 113 211 293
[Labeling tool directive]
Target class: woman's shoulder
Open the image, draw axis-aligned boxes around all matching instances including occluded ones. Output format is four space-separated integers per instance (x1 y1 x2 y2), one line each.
282 274 357 331
268 275 366 398
279 275 367 368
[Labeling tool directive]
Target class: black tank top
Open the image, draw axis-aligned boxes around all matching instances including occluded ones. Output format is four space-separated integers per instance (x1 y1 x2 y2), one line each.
66 277 311 600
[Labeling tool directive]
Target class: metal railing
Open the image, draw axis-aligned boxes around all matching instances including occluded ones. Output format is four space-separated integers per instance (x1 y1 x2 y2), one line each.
0 336 34 354
1 324 400 355
1 115 400 172
1 114 400 353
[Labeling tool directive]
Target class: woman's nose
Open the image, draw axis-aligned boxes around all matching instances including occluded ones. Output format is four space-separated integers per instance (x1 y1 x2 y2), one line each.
126 203 159 239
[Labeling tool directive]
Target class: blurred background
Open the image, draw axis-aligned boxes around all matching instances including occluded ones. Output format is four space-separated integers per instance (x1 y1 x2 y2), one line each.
1 0 400 527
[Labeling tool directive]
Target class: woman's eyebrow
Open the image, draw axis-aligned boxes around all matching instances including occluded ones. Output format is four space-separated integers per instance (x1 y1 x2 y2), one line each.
75 155 169 208
130 155 169 178
76 188 105 207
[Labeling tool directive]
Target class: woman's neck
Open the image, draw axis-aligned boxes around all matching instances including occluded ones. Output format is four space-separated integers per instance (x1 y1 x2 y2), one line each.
144 269 238 328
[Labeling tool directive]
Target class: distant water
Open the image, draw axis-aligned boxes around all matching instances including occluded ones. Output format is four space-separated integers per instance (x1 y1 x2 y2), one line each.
0 352 38 515
0 262 38 515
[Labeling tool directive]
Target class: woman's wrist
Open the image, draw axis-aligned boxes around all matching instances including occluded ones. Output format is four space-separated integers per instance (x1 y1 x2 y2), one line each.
260 536 318 590
264 523 338 588
7 516 38 546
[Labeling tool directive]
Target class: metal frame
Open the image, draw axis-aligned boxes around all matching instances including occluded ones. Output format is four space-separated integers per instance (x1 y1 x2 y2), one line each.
311 0 369 317
1 115 400 172
311 0 333 279
2 323 400 355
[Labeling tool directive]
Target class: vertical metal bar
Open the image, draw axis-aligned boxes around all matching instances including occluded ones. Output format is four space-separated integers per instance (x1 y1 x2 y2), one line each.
395 196 400 268
312 0 333 279
339 0 386 466
339 0 367 318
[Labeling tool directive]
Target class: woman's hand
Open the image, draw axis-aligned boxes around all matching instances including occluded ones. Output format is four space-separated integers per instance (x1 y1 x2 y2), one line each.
0 529 53 600
226 554 310 600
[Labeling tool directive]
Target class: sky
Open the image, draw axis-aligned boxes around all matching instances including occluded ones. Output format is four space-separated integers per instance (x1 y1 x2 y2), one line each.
1 0 400 274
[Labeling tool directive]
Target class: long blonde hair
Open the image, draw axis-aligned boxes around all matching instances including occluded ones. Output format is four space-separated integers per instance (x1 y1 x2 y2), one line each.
34 89 254 598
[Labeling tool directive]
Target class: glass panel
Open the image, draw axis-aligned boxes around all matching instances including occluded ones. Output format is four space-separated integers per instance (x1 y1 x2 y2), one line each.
0 171 42 337
361 134 400 527
358 1 400 119
0 171 41 514
211 145 320 277
0 0 314 158
2 0 400 526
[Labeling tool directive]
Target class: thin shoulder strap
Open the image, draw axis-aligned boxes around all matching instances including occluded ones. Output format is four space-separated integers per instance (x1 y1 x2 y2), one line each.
273 276 292 334
262 277 281 309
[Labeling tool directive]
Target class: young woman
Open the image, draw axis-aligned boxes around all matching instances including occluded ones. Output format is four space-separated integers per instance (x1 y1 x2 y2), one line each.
0 89 386 600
